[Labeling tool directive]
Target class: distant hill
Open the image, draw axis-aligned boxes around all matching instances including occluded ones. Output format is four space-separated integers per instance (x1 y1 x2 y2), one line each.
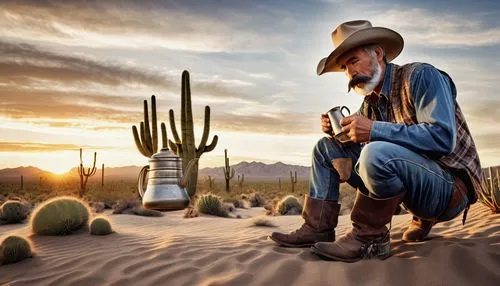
0 166 58 182
0 162 311 183
199 161 310 181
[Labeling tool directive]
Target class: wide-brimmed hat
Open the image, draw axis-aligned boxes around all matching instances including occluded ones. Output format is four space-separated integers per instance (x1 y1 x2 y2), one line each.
317 20 404 75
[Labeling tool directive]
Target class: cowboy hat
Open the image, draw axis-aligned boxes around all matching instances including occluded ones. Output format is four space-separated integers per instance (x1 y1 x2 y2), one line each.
317 20 404 75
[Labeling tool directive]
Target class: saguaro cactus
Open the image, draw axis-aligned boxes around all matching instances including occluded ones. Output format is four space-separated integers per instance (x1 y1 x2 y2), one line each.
168 71 218 197
101 164 105 189
132 95 168 158
78 148 97 198
20 175 23 191
222 149 235 192
290 170 297 193
206 176 215 192
238 174 245 188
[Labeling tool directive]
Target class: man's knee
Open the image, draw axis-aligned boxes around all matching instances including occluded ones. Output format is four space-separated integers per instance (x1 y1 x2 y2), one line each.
357 141 394 178
313 136 341 158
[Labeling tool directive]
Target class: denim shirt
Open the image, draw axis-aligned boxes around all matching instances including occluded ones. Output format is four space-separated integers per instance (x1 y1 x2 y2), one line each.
368 63 457 157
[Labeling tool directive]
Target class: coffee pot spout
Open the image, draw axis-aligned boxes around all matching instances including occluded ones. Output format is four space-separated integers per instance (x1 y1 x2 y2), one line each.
179 158 199 188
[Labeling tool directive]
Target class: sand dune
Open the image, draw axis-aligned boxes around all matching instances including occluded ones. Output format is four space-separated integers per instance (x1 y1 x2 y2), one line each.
0 203 499 286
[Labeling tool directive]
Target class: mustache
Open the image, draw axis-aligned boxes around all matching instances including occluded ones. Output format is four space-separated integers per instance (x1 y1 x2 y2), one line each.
347 75 372 92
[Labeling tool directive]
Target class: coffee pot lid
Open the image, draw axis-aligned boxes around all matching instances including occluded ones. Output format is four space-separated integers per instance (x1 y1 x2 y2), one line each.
150 148 180 160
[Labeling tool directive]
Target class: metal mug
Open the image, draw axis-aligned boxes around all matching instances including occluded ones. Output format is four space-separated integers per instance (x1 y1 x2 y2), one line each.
326 106 351 143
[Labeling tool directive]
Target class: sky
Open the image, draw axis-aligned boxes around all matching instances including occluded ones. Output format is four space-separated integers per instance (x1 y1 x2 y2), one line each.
1 0 500 174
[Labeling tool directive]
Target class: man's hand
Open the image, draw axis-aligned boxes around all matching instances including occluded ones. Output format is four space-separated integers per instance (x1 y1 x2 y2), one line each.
340 115 374 143
320 113 332 135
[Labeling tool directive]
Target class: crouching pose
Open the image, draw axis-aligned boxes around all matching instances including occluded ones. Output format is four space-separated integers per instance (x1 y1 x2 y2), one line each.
269 20 483 262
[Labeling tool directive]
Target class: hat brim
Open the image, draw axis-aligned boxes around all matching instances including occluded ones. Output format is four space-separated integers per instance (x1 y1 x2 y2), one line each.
317 27 404 75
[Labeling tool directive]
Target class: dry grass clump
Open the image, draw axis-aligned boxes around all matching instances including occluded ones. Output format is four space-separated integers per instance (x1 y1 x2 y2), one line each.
275 195 303 215
251 216 276 227
247 192 266 207
184 207 199 218
112 199 163 217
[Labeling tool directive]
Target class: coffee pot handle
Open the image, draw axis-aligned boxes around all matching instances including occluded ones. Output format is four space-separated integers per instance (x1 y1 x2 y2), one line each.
341 106 350 117
137 165 150 198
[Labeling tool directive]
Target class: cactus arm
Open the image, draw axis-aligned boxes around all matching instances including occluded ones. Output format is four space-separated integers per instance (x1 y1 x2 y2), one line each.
196 106 211 154
132 126 149 157
168 139 178 154
182 71 195 153
181 72 187 145
169 109 181 143
161 122 168 149
151 95 158 153
203 135 218 154
143 100 153 154
139 122 152 156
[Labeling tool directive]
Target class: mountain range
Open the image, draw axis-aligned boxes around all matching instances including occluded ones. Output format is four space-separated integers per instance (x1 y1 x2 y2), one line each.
0 161 311 183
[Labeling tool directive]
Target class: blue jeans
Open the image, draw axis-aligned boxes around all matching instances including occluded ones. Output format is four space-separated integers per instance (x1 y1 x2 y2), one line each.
309 137 468 221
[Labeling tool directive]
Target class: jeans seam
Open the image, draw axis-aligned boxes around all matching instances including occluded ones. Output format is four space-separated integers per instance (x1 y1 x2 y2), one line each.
382 157 454 184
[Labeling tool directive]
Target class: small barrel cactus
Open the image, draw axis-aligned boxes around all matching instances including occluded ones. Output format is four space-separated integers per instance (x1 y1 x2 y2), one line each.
89 217 113 235
196 193 228 217
276 195 303 215
0 235 33 265
0 200 29 224
30 196 90 235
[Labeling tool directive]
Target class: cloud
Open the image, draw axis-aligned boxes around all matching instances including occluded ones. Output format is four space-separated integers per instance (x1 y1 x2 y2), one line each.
0 0 292 52
0 142 109 152
370 8 500 47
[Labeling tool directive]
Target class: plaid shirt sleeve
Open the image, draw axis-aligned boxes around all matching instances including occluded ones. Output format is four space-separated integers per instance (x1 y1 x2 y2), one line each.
369 64 457 158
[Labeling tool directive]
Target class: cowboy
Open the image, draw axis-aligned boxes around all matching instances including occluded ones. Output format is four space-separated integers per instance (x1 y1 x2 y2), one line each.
270 20 483 262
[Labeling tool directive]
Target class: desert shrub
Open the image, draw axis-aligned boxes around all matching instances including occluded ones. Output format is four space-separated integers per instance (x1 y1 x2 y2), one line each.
251 217 276 227
132 206 163 217
30 196 90 235
89 217 113 235
196 193 229 217
275 195 303 215
0 200 29 224
248 192 266 207
184 207 199 218
233 199 249 209
0 235 33 265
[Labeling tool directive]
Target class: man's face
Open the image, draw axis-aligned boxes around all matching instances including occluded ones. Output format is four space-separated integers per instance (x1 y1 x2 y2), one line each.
337 47 382 95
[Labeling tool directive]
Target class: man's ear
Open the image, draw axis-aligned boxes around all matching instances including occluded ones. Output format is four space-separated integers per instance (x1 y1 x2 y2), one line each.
375 46 384 63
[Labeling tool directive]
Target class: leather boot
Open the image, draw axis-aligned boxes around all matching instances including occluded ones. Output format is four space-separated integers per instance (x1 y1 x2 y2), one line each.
402 216 434 242
269 195 340 247
311 190 405 262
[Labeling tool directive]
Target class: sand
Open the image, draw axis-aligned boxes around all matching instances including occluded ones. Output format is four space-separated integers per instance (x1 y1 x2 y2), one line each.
0 203 499 286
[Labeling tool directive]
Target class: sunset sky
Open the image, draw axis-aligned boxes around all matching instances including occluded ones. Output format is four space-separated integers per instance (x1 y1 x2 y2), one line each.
1 0 500 174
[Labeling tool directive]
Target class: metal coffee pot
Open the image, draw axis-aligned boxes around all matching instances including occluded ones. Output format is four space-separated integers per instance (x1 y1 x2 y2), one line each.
138 148 198 211
326 106 351 143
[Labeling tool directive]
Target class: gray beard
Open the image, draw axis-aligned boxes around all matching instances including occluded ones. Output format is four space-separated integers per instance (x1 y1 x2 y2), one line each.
353 61 383 96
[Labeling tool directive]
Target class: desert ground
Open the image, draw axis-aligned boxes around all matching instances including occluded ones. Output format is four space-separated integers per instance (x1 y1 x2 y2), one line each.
1 200 499 286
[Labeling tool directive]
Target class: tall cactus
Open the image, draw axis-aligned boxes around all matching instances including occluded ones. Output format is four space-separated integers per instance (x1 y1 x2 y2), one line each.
168 71 218 197
206 176 215 192
78 148 97 198
222 149 235 192
290 170 297 193
132 95 168 158
237 174 245 188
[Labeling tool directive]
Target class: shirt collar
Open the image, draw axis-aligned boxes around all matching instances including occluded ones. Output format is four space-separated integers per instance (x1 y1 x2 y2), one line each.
379 63 392 99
